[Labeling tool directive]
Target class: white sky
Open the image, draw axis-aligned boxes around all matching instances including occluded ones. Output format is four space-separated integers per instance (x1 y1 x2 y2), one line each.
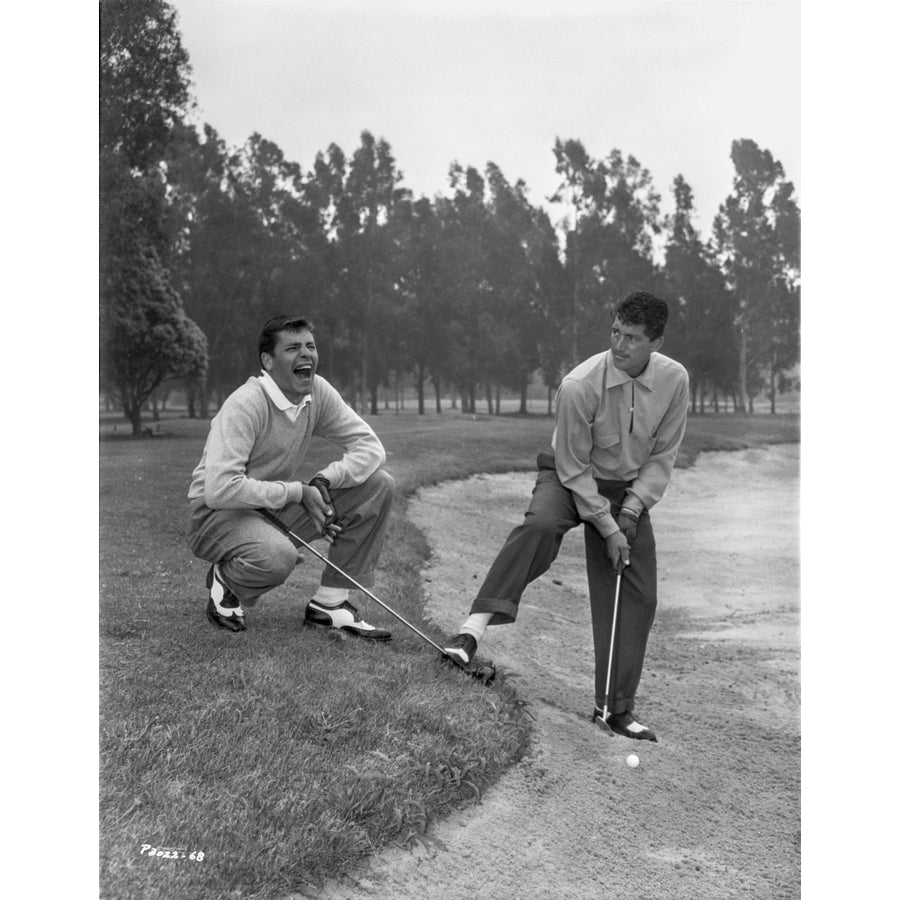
172 0 800 238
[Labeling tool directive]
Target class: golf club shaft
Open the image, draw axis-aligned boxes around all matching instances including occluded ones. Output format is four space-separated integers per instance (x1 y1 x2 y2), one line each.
601 565 624 721
257 508 447 655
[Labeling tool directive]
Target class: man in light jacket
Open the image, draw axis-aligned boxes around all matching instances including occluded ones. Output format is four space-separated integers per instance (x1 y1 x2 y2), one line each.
443 292 689 742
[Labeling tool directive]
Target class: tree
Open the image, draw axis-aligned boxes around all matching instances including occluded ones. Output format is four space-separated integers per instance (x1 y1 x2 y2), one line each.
100 0 208 430
713 139 800 413
166 126 256 407
663 175 736 412
528 213 569 413
551 141 664 365
550 139 604 364
101 228 207 434
392 196 454 413
485 163 564 413
578 148 664 328
443 163 495 413
100 0 192 175
311 131 408 415
226 134 329 382
327 132 409 413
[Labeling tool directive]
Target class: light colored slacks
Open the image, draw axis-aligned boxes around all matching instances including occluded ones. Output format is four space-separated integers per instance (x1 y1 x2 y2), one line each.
188 469 395 606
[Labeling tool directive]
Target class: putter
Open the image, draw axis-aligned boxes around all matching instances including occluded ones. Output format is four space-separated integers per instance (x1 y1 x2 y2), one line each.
257 508 496 683
594 560 625 737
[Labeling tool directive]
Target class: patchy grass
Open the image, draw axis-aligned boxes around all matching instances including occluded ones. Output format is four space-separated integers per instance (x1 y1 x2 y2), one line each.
675 412 799 467
99 408 798 899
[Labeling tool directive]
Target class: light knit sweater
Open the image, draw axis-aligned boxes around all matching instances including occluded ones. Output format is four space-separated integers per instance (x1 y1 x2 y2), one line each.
188 375 386 510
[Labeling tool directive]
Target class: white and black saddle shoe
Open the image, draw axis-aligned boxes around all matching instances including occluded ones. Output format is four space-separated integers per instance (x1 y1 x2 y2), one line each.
304 599 392 641
442 633 478 668
593 708 658 742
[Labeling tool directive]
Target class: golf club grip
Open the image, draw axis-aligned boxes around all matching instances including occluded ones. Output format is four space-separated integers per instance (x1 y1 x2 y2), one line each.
255 508 447 655
258 506 299 536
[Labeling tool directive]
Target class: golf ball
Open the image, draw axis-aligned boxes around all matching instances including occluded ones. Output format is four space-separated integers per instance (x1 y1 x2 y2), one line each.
626 754 640 768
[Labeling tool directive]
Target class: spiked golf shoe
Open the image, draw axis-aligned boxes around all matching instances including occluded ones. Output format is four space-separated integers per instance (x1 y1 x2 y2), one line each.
304 599 392 641
443 633 478 668
593 708 658 742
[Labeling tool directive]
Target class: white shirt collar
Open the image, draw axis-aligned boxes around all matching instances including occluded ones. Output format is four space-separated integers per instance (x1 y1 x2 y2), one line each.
259 370 311 421
605 351 656 390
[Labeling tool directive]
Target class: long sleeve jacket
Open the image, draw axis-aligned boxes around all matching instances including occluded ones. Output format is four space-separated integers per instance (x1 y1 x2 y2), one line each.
551 350 689 538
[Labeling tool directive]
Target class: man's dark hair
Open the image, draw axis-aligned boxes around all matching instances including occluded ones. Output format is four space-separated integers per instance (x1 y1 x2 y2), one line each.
614 292 668 341
257 315 314 362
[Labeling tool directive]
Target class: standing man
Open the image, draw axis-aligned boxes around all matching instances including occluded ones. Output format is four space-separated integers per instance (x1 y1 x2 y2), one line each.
443 292 688 742
187 315 395 640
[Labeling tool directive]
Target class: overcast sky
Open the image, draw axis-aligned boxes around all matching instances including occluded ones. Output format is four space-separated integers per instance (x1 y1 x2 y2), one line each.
172 0 800 238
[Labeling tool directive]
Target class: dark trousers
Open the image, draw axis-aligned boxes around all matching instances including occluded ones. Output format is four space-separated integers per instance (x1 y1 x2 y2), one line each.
188 469 395 606
470 453 657 714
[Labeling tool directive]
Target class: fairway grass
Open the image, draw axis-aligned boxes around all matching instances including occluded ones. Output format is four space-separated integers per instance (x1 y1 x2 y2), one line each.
99 409 798 899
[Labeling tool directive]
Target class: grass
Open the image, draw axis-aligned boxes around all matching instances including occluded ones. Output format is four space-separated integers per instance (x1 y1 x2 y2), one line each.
99 407 799 899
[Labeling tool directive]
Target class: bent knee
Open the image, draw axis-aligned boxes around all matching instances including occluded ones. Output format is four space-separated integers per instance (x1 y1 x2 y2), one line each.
369 467 396 497
248 536 299 584
522 509 567 540
361 468 395 511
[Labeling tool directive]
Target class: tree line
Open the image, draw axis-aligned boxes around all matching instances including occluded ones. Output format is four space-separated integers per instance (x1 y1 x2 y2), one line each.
100 0 800 435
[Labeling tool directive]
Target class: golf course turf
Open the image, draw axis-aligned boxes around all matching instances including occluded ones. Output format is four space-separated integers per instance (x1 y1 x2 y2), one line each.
99 408 798 899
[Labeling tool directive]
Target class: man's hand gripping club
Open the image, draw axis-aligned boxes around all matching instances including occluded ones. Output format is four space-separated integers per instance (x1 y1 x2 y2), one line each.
605 530 630 570
301 475 342 543
606 505 640 569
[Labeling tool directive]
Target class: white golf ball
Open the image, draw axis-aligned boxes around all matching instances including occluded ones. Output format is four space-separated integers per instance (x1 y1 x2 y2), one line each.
626 754 640 768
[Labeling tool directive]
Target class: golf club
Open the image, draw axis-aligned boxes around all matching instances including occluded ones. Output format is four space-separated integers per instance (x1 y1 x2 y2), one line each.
257 507 497 683
594 560 625 737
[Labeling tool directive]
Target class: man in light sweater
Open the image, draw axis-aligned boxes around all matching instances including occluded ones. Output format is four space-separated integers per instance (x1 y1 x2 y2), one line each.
443 292 689 742
187 315 395 639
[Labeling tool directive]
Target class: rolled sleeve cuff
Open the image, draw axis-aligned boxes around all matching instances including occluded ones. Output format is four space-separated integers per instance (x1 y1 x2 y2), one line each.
593 513 621 539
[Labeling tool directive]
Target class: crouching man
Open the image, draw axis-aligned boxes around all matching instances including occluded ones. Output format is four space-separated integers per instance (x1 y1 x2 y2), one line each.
187 315 395 640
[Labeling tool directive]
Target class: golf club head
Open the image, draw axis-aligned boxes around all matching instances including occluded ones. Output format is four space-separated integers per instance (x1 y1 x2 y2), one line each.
592 709 616 738
470 661 497 685
441 654 497 685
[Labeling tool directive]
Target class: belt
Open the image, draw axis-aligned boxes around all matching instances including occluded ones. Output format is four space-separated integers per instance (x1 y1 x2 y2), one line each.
536 449 631 493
